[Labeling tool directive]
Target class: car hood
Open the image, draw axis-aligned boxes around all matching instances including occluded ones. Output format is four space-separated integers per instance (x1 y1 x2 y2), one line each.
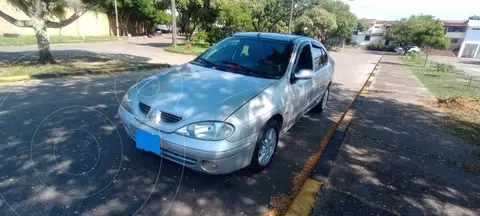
130 63 276 132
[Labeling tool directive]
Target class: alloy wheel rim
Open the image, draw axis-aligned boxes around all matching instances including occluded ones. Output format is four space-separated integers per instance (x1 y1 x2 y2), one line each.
258 128 277 166
322 89 329 110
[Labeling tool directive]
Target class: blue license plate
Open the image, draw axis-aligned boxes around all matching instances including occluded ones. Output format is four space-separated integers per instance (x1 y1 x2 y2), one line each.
135 130 161 155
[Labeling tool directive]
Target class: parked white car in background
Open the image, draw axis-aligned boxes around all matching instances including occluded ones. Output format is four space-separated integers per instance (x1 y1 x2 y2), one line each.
396 46 421 54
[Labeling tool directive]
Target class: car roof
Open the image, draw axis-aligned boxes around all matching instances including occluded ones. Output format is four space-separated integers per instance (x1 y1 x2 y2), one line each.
231 32 307 43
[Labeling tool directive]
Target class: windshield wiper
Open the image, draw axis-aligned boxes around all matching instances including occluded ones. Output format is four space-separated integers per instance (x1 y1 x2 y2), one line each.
221 61 276 79
192 57 216 68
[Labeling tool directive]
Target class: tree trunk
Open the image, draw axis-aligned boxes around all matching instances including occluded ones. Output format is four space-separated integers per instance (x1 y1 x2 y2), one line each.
33 19 55 64
424 53 429 67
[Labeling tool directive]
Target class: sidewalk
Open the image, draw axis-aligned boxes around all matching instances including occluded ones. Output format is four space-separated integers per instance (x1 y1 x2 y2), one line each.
311 55 480 216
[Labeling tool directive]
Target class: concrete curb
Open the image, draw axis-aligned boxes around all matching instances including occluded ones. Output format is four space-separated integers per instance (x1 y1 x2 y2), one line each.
0 75 30 82
0 64 170 83
286 56 383 216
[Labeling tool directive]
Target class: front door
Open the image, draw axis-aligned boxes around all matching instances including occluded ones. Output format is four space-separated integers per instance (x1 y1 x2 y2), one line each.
284 42 315 129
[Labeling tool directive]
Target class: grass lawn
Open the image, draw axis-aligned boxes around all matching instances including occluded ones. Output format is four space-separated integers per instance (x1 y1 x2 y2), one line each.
402 57 480 147
0 55 169 78
163 42 210 55
0 35 126 46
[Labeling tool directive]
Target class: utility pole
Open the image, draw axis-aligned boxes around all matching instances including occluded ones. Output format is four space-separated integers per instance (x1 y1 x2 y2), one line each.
171 0 177 46
288 0 294 34
114 0 119 37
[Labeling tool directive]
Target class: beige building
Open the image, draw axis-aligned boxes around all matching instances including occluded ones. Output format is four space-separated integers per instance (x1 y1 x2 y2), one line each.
0 0 112 36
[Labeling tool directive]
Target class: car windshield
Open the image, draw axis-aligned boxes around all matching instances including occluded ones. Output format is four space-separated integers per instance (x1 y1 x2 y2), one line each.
193 37 294 79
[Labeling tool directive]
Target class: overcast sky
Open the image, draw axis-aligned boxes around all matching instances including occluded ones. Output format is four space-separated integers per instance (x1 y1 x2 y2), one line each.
346 0 480 20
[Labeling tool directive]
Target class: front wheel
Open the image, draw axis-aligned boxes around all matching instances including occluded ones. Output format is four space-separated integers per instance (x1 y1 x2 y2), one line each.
250 120 279 172
312 85 330 113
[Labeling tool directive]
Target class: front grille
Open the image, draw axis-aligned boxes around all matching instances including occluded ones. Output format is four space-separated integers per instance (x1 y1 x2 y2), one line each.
138 102 151 114
138 102 182 123
161 112 182 123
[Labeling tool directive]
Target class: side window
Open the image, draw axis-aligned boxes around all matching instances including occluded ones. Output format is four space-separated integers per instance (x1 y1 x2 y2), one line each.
312 47 322 70
320 47 328 65
294 44 313 73
312 46 328 69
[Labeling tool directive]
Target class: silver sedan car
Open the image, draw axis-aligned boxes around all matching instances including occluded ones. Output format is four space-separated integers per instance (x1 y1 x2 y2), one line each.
118 32 334 174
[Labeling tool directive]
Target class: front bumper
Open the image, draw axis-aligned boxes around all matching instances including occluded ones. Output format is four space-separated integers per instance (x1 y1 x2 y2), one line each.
118 106 257 174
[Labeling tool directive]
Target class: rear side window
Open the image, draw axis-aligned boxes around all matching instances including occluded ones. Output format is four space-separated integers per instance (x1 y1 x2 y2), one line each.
312 45 328 70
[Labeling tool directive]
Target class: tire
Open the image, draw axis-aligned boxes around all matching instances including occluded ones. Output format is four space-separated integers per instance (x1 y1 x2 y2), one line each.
312 85 330 113
249 120 280 172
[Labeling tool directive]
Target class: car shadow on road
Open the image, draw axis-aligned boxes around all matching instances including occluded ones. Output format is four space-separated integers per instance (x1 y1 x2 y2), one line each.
0 74 357 216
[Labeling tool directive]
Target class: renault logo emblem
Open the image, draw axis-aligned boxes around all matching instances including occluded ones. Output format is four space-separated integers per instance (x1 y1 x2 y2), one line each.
147 109 162 124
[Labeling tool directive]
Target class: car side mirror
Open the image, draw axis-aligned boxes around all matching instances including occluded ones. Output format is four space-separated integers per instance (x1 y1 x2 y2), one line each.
197 52 203 56
294 69 313 79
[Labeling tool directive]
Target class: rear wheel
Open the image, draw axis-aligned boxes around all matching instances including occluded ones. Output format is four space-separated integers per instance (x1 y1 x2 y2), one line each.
250 120 279 171
313 85 330 113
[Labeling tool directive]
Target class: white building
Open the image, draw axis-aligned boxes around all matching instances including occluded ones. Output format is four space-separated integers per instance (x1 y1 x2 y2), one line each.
457 20 480 58
351 19 395 46
442 20 468 50
351 18 480 59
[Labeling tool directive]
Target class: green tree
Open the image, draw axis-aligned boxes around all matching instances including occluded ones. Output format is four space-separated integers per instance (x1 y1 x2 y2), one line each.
155 10 171 25
315 0 357 42
388 15 449 66
133 0 169 34
176 0 222 41
90 0 168 36
0 0 88 64
294 7 336 41
242 0 289 32
469 15 480 20
317 0 354 37
356 18 368 32
206 1 253 45
218 2 253 33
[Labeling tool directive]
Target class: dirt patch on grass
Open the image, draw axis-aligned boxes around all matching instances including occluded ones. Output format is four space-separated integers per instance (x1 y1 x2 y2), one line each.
426 98 480 115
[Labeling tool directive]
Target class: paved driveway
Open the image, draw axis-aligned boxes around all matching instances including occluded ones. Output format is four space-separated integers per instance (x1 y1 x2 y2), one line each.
429 55 480 77
0 46 381 216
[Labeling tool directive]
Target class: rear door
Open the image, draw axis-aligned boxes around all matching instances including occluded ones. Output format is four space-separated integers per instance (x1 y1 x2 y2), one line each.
311 44 330 102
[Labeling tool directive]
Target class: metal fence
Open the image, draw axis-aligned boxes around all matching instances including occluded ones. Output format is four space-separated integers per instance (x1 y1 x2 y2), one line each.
457 73 480 90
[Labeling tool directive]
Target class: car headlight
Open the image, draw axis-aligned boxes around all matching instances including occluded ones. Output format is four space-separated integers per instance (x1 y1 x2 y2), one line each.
175 122 234 140
121 91 133 113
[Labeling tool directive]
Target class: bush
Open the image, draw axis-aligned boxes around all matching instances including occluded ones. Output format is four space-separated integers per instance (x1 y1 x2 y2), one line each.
366 41 384 51
431 63 454 73
325 45 340 52
405 52 423 62
206 27 228 45
193 30 208 42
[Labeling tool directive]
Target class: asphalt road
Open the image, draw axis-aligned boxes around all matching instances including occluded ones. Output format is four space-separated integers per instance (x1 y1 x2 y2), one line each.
0 46 381 216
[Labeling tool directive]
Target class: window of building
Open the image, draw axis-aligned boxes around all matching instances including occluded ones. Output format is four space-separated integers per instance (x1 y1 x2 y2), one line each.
447 26 466 32
364 36 371 41
451 38 459 44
